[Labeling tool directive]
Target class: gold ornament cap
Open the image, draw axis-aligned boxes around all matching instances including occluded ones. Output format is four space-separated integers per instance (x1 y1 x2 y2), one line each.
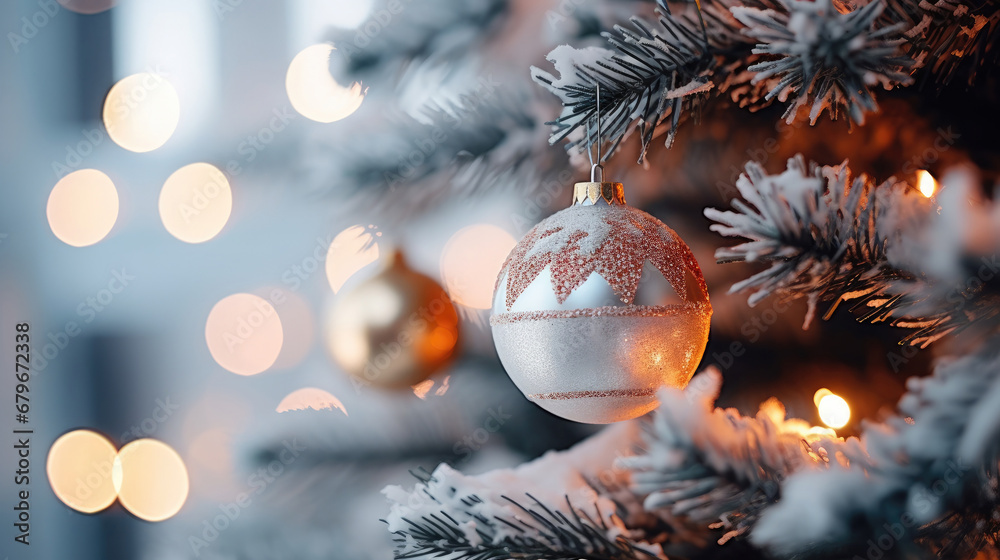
573 181 626 206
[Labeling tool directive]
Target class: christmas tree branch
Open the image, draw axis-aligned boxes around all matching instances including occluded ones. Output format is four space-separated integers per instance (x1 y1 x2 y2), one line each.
752 342 1000 559
386 480 659 560
534 0 994 162
383 371 850 558
883 0 1000 87
704 155 1000 346
383 358 1000 558
382 423 669 560
621 369 844 546
733 0 913 126
623 353 1000 559
704 155 917 328
531 0 763 163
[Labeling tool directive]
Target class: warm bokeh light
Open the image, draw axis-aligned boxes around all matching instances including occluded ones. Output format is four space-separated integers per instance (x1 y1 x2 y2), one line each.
205 293 284 375
113 439 189 522
58 0 115 14
440 224 517 309
103 72 180 152
425 325 459 356
159 163 233 243
46 430 119 514
814 388 851 429
286 44 365 123
326 225 380 293
47 169 120 247
758 397 836 440
276 387 348 414
917 170 938 198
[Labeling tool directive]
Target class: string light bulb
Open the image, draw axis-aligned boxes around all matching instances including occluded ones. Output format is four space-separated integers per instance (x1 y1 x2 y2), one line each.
917 170 938 198
814 388 851 429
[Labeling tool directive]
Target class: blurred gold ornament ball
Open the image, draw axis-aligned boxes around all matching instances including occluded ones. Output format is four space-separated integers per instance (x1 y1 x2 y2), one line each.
325 251 460 389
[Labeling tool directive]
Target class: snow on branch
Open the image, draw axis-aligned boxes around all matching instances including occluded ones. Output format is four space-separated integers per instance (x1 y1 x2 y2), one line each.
382 356 1000 558
734 0 913 126
752 342 1000 558
530 6 718 164
382 422 668 560
706 156 1000 346
622 368 844 545
704 155 918 325
882 0 1000 87
534 0 997 162
531 0 763 163
383 370 852 558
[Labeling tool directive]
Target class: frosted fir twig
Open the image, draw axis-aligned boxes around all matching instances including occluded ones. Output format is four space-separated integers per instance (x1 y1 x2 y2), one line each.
534 0 997 162
621 369 844 543
386 485 659 560
881 0 1000 87
705 156 1000 346
531 0 770 163
734 0 913 126
752 342 1000 559
531 10 713 163
382 423 668 560
381 372 843 559
704 155 915 326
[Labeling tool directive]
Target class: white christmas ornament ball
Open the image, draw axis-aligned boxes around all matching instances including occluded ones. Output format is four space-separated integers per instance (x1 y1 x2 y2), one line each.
490 182 712 424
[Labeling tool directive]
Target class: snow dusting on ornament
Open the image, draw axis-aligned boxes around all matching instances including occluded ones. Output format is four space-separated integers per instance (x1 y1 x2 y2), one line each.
490 182 711 424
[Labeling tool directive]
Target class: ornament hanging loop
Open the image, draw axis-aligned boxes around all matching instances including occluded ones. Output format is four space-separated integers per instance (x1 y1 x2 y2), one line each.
589 82 605 183
577 82 624 207
590 163 604 182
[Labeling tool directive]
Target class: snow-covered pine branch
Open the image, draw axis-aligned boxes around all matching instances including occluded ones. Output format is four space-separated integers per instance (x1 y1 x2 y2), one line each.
531 6 716 163
531 0 767 164
382 422 669 560
881 0 1000 87
733 0 913 126
534 0 996 162
752 342 1000 559
705 156 1000 346
704 155 918 326
621 368 845 547
383 370 850 558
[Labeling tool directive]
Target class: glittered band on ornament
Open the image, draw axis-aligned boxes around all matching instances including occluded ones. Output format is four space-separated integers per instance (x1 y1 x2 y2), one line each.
528 387 658 400
573 182 626 206
489 303 711 326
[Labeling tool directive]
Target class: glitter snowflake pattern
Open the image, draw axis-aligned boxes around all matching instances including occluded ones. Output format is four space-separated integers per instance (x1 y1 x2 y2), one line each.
497 204 709 310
